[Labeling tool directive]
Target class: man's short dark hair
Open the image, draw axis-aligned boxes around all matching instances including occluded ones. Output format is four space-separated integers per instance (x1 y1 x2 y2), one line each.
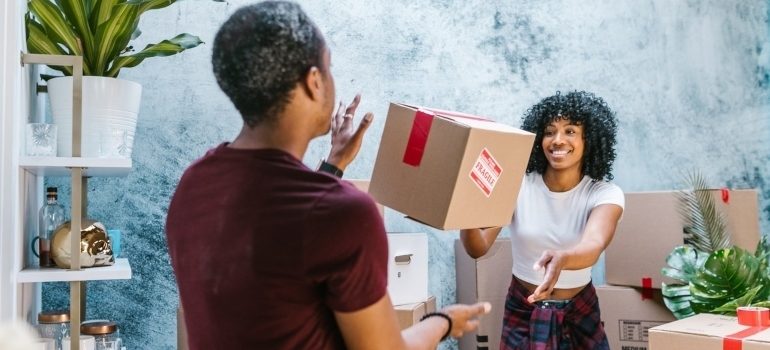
212 1 325 127
520 91 618 181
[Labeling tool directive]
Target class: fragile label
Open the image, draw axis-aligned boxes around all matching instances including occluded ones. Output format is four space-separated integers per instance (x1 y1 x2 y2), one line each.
469 148 502 197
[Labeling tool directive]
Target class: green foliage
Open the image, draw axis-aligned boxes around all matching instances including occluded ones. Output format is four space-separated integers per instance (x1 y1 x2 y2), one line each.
661 283 695 319
675 172 731 253
26 0 203 78
688 247 770 314
662 172 769 319
661 246 707 283
661 246 707 319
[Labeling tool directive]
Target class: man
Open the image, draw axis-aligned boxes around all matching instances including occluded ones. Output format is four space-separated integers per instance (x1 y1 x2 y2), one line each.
165 2 490 349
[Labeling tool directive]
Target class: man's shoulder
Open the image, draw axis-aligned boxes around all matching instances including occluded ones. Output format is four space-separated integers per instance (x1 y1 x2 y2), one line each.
317 180 377 207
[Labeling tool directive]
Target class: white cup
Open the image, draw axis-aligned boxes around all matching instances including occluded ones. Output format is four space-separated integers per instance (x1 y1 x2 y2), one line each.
62 335 95 350
34 338 55 350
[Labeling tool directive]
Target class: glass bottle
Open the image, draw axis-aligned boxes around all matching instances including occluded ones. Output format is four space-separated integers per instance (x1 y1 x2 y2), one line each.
38 187 66 267
36 310 70 350
81 320 122 350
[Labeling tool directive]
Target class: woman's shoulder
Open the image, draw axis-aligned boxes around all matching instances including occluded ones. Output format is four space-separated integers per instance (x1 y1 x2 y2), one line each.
585 178 622 193
584 177 624 207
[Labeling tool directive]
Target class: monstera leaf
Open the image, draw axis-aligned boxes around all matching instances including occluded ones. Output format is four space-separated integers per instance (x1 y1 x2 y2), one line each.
661 246 708 283
661 246 708 319
689 247 770 314
710 285 764 315
661 283 695 319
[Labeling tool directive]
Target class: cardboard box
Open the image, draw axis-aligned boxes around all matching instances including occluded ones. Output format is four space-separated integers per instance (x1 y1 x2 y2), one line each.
605 189 760 289
370 103 535 230
649 313 770 350
348 179 385 218
455 238 512 350
394 296 437 330
387 233 429 305
596 285 676 350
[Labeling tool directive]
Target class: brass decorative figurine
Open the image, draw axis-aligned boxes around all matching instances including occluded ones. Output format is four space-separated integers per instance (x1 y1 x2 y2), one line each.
51 220 114 269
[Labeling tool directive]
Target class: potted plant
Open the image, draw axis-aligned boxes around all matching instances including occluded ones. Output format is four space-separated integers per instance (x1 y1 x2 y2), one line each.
25 0 203 158
661 172 770 319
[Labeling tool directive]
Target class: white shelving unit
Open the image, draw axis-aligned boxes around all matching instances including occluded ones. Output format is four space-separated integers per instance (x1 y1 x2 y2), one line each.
16 258 132 283
11 53 134 350
20 156 132 177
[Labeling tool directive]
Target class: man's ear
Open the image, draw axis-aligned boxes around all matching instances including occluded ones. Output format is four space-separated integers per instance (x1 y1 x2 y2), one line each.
302 66 323 101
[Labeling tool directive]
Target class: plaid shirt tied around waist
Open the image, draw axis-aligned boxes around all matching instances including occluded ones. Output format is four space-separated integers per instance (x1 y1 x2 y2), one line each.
500 277 609 350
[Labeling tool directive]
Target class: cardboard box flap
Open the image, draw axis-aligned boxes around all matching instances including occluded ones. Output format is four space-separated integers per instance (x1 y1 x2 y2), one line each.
652 313 752 337
396 103 530 134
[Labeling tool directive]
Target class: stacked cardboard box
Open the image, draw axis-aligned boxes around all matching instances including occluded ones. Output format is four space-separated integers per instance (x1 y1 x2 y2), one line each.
394 296 437 330
605 190 760 289
455 238 512 350
601 189 761 350
649 313 770 349
596 285 675 350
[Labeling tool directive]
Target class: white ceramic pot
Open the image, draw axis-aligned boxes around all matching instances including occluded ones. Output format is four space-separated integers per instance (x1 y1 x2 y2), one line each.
47 76 142 158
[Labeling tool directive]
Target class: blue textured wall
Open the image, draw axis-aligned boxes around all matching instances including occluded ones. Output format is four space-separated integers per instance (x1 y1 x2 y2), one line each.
43 1 770 349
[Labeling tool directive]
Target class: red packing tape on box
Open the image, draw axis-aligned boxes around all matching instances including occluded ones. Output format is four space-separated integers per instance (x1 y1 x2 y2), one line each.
402 108 493 167
641 277 653 300
402 110 434 166
723 307 770 350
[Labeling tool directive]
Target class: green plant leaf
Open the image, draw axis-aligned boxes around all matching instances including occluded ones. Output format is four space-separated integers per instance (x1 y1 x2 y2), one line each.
662 283 696 319
54 0 94 65
92 3 141 75
89 0 123 30
710 285 764 315
689 247 770 314
661 245 708 283
94 0 179 76
676 172 731 253
28 0 82 56
26 14 72 75
27 0 198 78
756 235 770 271
131 0 176 13
106 33 203 77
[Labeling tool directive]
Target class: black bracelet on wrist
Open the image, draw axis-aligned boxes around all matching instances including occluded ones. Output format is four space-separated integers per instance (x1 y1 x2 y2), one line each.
419 312 452 341
317 159 343 178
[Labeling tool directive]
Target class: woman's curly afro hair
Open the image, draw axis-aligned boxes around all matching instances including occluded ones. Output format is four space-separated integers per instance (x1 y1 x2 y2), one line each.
520 91 618 181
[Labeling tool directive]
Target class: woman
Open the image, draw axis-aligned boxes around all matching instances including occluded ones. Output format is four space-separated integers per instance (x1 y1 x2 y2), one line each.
461 91 624 349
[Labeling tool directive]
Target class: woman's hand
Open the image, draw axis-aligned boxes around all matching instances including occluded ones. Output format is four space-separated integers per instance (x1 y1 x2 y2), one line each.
527 249 567 303
327 94 373 171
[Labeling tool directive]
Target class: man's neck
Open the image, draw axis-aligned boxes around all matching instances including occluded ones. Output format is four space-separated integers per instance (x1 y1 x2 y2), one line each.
228 122 309 161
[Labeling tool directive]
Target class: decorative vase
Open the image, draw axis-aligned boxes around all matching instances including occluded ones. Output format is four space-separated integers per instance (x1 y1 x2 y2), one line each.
51 220 114 269
47 76 142 158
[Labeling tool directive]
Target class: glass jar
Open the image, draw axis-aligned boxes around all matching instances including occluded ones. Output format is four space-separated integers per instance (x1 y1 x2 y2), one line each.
36 310 70 350
81 320 122 350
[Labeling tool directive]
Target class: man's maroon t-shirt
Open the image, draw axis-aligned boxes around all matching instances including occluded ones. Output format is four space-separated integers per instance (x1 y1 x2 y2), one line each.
166 144 388 349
